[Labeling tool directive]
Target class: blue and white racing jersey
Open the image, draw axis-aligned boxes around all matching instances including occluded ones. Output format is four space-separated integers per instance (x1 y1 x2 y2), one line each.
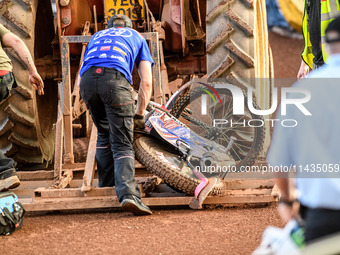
80 27 154 84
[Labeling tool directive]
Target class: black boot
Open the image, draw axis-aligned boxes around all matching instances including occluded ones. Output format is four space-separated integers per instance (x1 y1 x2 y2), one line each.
121 195 152 216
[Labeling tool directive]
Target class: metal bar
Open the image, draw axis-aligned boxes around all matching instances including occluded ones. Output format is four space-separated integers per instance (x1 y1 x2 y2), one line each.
62 35 92 43
148 33 163 104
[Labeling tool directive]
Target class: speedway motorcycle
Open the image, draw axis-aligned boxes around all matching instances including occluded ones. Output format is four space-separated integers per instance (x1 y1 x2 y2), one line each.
133 81 265 204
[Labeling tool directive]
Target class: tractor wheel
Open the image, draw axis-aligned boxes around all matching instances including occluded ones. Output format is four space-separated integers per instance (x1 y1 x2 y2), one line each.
134 136 226 196
206 0 271 79
0 0 57 169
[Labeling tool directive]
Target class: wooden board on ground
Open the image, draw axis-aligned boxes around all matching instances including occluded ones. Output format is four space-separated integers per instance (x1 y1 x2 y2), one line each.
18 182 277 212
14 164 277 212
23 192 276 212
81 124 97 192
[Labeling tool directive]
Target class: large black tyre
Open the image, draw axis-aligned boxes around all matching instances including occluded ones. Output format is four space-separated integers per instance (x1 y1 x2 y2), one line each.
170 83 265 168
0 0 57 169
134 136 225 196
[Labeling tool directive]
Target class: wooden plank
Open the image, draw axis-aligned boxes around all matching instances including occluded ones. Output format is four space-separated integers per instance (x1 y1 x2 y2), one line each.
16 185 180 200
17 161 148 181
24 196 121 212
16 167 150 183
61 37 74 164
62 162 85 170
54 117 63 178
135 168 153 177
54 82 64 179
56 169 73 189
15 176 152 192
17 170 54 181
271 184 280 198
34 185 144 199
19 197 33 205
14 180 56 189
148 33 163 104
15 179 274 193
225 188 273 196
135 161 146 169
224 179 274 190
81 124 97 192
13 189 37 198
34 187 116 198
23 193 276 212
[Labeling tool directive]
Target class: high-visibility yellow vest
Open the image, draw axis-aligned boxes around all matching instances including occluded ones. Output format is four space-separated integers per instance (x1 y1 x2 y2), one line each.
302 0 340 68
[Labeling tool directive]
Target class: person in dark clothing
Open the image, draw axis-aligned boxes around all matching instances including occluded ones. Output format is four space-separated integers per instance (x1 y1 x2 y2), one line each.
0 24 44 192
307 0 324 68
79 15 153 216
298 0 323 78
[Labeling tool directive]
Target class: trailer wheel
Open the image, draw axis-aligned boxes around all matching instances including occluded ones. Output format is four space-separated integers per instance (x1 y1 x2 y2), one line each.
134 136 226 196
0 0 57 169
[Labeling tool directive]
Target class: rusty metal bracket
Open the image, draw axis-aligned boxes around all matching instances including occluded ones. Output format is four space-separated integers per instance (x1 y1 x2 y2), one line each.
142 32 163 104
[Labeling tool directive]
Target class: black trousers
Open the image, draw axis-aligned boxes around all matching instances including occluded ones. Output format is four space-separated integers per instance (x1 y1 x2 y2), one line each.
301 205 340 243
80 66 140 202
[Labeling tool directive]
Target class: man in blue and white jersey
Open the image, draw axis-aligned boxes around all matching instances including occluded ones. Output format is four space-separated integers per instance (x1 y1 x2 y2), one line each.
79 15 153 216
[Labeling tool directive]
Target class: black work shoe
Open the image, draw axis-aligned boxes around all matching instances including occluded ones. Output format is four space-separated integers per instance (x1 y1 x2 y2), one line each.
0 169 20 192
121 195 152 216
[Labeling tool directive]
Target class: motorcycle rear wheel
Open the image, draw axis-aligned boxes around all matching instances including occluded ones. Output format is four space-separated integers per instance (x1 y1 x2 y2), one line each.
134 136 226 196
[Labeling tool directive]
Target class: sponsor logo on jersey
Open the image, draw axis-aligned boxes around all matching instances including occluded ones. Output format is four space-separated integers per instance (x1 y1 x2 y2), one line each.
99 53 107 59
88 47 98 54
110 55 125 62
84 56 94 62
93 28 133 40
113 46 127 56
104 39 112 43
100 46 111 51
115 41 131 53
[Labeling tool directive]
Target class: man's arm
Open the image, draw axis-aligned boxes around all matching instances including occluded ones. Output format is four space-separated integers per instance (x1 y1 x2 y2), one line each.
275 177 290 201
136 60 152 116
275 177 299 223
297 60 311 79
2 32 44 95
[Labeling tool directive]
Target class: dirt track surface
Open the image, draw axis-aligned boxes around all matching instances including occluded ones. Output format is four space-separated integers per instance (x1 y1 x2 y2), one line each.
268 31 304 78
1 31 302 254
1 205 283 255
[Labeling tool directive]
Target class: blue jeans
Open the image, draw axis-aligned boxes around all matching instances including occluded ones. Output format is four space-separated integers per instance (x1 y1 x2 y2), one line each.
0 72 17 174
0 150 16 174
0 72 17 102
80 66 140 202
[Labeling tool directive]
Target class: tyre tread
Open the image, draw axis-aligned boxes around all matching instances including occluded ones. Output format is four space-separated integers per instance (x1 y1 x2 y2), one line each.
134 137 225 196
